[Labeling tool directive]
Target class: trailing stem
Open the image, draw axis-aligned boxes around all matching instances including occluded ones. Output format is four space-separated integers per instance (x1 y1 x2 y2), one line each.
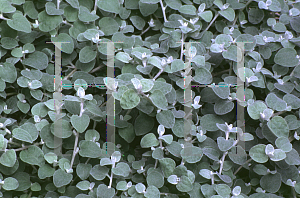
219 151 228 174
159 0 168 23
69 130 79 170
180 32 185 60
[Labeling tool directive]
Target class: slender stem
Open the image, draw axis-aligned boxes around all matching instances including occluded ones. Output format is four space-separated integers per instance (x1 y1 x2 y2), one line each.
219 151 228 174
69 131 79 170
211 173 214 184
180 32 185 60
57 0 60 9
292 186 297 198
64 68 77 80
153 69 164 81
159 0 168 22
13 143 43 152
233 0 253 26
271 110 287 118
199 12 220 38
62 20 73 26
233 158 252 175
79 99 84 117
0 15 9 20
94 0 98 12
108 165 114 188
154 159 158 169
89 65 104 73
140 26 150 36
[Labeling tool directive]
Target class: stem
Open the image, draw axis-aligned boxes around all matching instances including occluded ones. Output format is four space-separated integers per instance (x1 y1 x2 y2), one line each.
180 32 185 61
159 0 168 22
154 159 158 169
89 65 104 73
211 173 214 184
94 0 98 12
140 26 151 36
233 0 253 26
233 158 252 175
79 99 84 117
292 186 297 198
199 12 220 38
219 151 228 174
153 69 164 81
57 0 60 9
271 110 287 118
108 165 114 188
64 68 77 80
62 20 73 26
69 130 79 170
13 143 43 152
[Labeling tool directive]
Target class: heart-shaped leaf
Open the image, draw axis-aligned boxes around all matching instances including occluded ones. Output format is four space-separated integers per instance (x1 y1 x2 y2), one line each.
71 114 90 133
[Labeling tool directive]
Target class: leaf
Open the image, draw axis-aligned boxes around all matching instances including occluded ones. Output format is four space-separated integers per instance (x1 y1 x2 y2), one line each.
0 149 16 167
97 0 120 14
274 48 299 67
71 114 90 133
260 173 281 193
247 100 267 120
249 144 268 163
96 184 115 198
149 90 168 110
181 146 203 163
265 93 287 111
7 13 31 33
179 5 196 15
38 11 63 32
269 149 286 162
22 51 48 70
90 165 109 180
199 11 213 22
65 0 79 8
12 128 33 143
79 140 103 158
156 110 175 129
267 116 289 138
78 6 99 22
147 170 164 188
171 59 185 72
77 163 92 180
140 0 159 3
135 113 154 135
2 177 19 191
51 33 74 54
194 68 212 84
120 89 140 109
140 133 159 148
53 169 73 188
217 137 234 152
139 1 158 16
79 46 97 63
145 186 160 198
118 123 135 143
130 16 145 30
45 2 64 15
176 175 193 192
20 145 45 167
112 162 131 177
0 62 17 83
219 7 235 22
159 158 176 178
200 114 224 131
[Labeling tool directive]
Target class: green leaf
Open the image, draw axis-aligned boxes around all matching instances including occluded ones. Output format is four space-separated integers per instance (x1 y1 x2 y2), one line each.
214 100 234 115
265 93 287 111
139 1 158 16
269 149 286 161
156 110 175 129
140 0 159 3
65 0 79 8
1 37 18 50
79 140 103 158
79 46 97 63
274 48 299 67
140 133 159 148
78 6 99 22
0 62 17 83
194 68 212 84
53 169 73 188
7 13 31 33
2 177 19 191
159 158 176 178
171 59 185 72
181 146 203 163
199 11 213 22
12 128 33 143
145 186 160 198
38 11 63 32
135 113 154 135
99 17 119 36
247 100 267 120
179 5 196 15
90 164 109 180
22 51 49 70
71 114 90 133
45 2 64 15
97 0 120 14
76 163 92 180
20 145 45 167
130 16 145 30
0 149 16 167
120 89 140 109
149 90 168 110
147 170 164 188
165 0 182 10
200 114 224 131
51 33 74 54
176 175 193 192
119 123 135 143
112 162 131 177
219 7 235 22
267 116 289 138
222 45 242 62
260 173 281 193
0 0 16 13
97 184 115 198
217 137 234 152
249 144 268 163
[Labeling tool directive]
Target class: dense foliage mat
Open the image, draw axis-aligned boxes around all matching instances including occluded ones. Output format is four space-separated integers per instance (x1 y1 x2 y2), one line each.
0 0 300 197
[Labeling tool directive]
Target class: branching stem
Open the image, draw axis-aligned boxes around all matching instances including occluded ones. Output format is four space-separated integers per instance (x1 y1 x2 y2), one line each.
159 0 168 22
69 130 79 170
219 151 228 174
